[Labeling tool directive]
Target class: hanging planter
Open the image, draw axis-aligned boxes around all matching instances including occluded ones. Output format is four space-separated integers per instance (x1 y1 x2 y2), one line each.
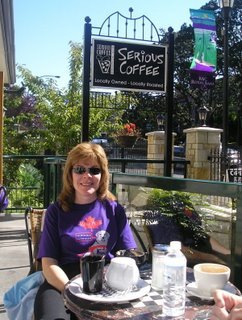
117 135 137 148
115 123 140 147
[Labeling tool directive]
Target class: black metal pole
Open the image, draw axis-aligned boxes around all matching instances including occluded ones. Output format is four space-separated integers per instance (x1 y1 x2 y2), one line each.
164 27 174 177
222 8 230 158
82 17 92 142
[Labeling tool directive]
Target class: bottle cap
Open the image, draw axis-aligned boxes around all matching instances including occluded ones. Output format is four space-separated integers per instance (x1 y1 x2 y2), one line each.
153 244 170 253
170 241 181 250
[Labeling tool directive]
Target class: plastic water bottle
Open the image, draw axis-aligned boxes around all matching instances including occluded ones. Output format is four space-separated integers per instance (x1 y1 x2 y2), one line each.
162 241 187 317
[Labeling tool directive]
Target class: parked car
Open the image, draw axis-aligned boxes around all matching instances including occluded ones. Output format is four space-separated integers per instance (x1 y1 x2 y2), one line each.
91 137 113 155
174 145 185 158
173 145 186 175
226 148 240 166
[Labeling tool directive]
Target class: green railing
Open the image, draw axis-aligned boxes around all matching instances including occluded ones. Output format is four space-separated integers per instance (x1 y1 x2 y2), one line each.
111 172 242 291
3 155 67 212
2 155 189 213
3 155 242 289
5 187 43 212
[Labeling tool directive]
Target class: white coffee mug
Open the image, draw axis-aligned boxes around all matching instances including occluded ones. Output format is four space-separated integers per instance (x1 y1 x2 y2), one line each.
194 263 230 296
105 257 140 291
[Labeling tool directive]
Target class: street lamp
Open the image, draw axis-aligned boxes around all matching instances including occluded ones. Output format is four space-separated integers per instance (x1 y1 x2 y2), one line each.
219 0 234 156
156 114 165 131
38 75 60 79
198 106 209 127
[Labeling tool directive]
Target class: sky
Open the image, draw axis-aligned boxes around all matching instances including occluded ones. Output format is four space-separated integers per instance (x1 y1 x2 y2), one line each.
13 0 206 88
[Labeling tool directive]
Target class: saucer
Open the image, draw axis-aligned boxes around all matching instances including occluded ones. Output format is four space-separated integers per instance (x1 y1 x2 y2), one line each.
68 277 151 303
186 282 213 300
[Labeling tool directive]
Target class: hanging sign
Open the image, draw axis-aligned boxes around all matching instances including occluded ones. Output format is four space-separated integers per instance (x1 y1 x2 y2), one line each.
189 9 217 89
227 168 242 183
91 38 167 93
190 69 215 89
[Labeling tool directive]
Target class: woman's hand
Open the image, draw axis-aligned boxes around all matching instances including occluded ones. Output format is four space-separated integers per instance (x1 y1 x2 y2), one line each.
42 257 69 292
211 289 242 320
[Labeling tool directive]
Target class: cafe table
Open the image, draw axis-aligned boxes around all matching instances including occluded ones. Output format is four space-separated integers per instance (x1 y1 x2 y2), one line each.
63 264 241 320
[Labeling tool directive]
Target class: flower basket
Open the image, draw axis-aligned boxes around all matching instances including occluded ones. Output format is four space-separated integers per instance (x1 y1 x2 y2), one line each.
117 135 137 148
115 123 140 147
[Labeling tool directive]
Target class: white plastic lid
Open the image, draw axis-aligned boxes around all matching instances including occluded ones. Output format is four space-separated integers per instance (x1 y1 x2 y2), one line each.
170 241 181 251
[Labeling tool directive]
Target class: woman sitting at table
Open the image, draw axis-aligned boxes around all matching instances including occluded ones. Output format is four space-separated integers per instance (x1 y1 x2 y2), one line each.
34 142 137 320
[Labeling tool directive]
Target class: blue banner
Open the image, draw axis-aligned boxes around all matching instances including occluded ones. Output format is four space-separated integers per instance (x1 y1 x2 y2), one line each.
190 9 217 73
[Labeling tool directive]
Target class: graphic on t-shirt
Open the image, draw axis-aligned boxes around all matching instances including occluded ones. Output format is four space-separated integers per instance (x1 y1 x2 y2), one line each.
79 216 102 229
74 232 93 242
89 230 110 255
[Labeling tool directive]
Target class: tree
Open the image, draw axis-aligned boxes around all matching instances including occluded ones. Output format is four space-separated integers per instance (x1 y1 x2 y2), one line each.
4 0 241 152
120 0 241 144
3 42 124 155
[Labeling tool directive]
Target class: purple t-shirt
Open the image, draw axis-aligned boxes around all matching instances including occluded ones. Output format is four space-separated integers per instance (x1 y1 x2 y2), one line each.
37 199 136 266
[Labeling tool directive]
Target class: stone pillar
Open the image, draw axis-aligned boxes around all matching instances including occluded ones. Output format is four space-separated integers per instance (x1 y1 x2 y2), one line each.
184 127 222 180
146 131 176 176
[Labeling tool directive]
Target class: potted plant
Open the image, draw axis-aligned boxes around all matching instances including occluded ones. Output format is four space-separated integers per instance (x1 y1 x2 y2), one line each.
145 189 210 250
116 123 140 147
144 189 230 266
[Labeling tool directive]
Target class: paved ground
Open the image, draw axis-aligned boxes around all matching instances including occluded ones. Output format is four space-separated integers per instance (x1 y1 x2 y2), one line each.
0 213 29 319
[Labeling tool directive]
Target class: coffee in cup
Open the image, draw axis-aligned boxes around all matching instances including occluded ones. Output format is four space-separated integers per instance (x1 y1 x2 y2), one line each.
194 263 230 296
105 257 140 291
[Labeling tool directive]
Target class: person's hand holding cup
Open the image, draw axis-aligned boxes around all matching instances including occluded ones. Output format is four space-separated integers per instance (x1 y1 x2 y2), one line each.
193 263 230 297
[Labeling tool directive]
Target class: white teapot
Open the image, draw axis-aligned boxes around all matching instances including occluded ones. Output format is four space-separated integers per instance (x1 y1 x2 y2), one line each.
105 257 140 291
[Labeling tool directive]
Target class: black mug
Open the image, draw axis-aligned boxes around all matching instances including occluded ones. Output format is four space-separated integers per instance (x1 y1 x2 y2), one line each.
80 255 105 293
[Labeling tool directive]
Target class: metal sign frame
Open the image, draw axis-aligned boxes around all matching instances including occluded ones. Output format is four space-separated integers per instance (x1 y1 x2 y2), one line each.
82 9 174 176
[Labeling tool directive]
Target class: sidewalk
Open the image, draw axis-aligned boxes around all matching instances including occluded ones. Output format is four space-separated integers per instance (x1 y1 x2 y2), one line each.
0 213 30 319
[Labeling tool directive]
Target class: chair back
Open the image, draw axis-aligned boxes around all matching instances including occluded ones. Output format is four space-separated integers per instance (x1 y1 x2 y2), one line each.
129 222 148 254
25 207 46 273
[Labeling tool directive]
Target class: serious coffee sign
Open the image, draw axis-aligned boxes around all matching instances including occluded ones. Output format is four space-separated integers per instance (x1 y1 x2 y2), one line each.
91 39 167 93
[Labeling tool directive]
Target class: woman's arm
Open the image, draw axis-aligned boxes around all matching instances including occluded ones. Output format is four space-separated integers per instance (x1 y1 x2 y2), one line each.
42 257 69 293
210 237 231 255
181 245 226 264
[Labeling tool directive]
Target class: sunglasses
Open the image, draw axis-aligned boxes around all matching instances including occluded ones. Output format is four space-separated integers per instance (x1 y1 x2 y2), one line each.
72 166 101 176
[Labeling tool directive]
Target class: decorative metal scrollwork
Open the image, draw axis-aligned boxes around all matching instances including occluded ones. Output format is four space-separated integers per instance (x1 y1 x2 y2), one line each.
92 8 162 44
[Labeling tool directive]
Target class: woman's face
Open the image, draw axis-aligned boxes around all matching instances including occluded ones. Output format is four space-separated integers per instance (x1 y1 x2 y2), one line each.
72 159 102 204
